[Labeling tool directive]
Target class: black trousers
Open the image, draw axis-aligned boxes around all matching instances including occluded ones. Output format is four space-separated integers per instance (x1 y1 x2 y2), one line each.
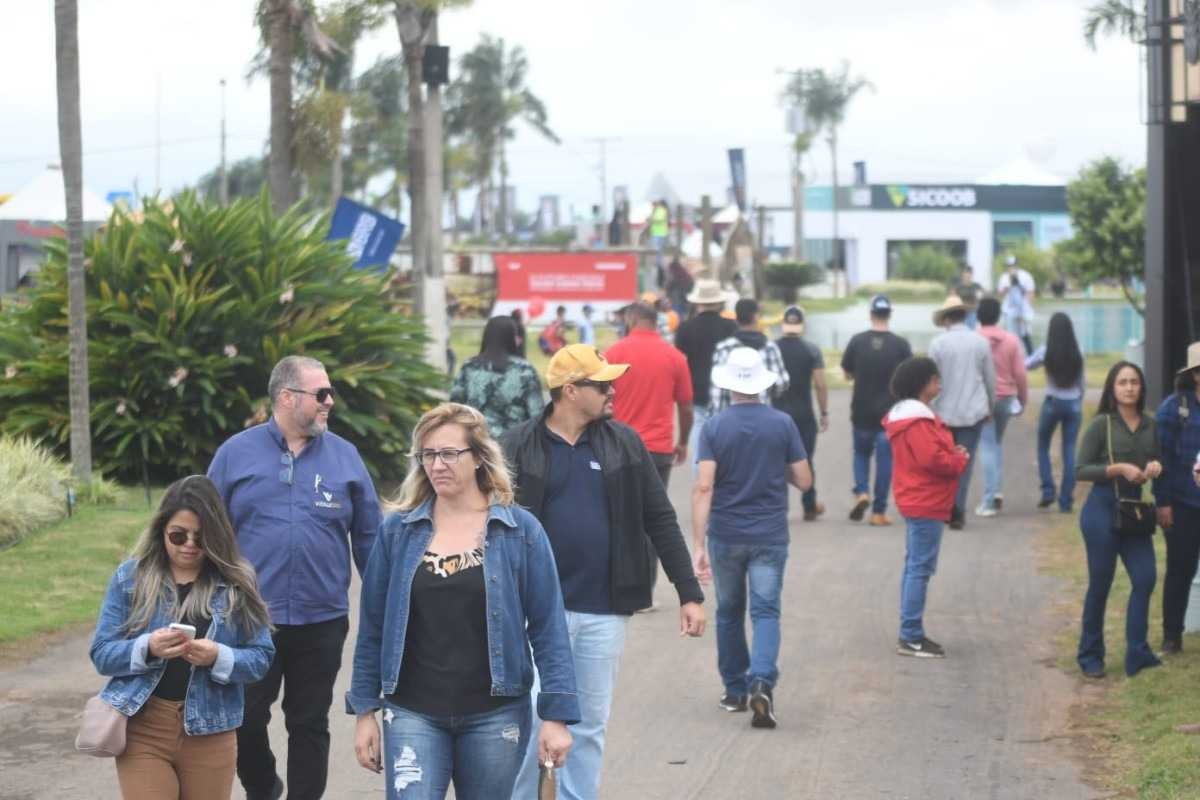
1163 503 1200 641
237 615 349 800
793 414 818 512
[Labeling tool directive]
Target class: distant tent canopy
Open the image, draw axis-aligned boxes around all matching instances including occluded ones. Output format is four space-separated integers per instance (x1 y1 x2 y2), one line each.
0 164 113 222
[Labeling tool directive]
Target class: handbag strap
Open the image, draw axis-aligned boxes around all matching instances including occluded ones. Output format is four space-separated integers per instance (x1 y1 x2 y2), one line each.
1106 413 1114 466
1108 412 1146 502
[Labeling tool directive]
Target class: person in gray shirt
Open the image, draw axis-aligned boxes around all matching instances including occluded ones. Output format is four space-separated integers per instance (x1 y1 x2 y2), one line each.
929 295 996 530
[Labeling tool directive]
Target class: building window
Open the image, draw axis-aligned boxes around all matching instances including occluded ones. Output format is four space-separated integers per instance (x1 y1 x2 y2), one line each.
993 220 1034 253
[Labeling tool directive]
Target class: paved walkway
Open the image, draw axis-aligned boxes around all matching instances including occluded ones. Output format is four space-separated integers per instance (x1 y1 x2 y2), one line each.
0 389 1100 799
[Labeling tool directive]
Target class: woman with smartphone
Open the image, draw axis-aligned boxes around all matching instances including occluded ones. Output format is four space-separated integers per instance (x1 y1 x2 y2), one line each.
89 475 274 799
348 403 578 800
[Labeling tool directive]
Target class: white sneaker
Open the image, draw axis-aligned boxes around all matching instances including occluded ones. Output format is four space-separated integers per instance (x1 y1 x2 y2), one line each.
975 502 998 517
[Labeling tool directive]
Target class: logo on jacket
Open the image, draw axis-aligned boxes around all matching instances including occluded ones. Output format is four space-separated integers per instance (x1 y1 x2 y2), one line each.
313 473 343 509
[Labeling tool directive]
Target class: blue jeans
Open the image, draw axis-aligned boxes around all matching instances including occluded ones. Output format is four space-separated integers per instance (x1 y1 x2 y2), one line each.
380 699 531 800
690 404 712 477
1077 484 1160 676
899 517 944 641
979 398 1016 508
852 426 892 514
512 612 627 800
1038 396 1082 511
708 538 788 694
949 422 984 514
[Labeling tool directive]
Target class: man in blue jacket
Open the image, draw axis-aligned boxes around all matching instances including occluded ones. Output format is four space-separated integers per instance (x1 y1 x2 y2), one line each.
209 355 380 800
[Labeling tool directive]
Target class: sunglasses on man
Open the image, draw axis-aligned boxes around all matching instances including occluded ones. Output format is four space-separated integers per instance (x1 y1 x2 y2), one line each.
573 379 612 393
287 386 336 404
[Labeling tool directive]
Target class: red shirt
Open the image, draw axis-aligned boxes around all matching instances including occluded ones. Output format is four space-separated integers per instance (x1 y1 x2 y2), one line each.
606 329 694 454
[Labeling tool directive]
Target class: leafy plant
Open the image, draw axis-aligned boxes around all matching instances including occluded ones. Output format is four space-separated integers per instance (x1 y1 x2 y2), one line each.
0 192 444 484
891 244 959 284
0 436 116 549
853 280 945 302
764 261 825 303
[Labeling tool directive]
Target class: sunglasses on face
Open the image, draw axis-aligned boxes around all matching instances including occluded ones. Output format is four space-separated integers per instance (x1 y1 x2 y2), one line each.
279 451 294 485
418 447 472 466
287 386 336 404
166 529 203 548
574 380 612 393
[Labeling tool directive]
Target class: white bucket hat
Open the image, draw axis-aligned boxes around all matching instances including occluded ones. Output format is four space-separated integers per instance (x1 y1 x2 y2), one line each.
687 279 724 305
711 347 779 396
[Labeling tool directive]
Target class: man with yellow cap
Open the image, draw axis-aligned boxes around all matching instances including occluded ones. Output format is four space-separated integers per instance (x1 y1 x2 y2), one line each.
502 344 707 800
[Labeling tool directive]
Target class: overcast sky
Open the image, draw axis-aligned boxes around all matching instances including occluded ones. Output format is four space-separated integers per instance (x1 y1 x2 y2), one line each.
0 0 1146 220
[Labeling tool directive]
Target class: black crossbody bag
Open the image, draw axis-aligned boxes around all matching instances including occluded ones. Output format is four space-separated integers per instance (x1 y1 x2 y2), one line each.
1107 414 1158 537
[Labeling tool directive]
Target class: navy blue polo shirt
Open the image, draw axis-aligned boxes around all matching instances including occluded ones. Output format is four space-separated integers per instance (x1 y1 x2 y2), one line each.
539 426 613 614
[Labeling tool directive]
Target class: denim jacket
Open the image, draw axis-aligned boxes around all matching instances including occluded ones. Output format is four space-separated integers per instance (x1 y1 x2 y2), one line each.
90 559 275 736
346 501 580 724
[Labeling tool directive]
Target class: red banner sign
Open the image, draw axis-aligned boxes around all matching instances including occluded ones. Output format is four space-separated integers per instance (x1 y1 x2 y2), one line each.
494 252 638 302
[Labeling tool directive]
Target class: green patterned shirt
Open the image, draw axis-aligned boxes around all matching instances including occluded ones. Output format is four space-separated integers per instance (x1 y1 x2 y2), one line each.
449 357 546 437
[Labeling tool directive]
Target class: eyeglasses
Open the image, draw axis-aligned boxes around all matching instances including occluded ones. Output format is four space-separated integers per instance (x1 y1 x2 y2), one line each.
279 451 294 485
574 380 612 393
286 386 336 404
418 448 473 466
166 529 203 548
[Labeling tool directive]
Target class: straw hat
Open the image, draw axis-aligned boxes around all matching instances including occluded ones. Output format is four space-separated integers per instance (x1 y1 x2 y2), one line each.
1178 341 1200 375
711 347 779 396
932 294 968 327
686 279 724 305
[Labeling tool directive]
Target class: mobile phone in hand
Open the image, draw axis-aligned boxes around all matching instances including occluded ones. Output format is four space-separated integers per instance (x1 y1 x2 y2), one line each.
168 623 197 639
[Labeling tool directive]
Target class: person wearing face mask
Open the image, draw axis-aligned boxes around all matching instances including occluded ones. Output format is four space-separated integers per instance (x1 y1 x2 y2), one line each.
348 403 578 799
208 355 381 800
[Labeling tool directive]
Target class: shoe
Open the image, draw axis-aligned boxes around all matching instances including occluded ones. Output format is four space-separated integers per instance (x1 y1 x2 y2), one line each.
1037 498 1054 510
803 502 826 522
849 494 870 521
748 679 777 729
1059 505 1074 514
1162 639 1183 656
719 693 748 712
994 494 1003 510
896 636 946 658
948 511 965 531
1081 666 1106 680
974 502 998 518
247 777 284 800
868 513 893 526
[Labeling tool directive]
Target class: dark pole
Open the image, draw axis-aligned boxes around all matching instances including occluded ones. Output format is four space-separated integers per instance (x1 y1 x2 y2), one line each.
1145 0 1170 405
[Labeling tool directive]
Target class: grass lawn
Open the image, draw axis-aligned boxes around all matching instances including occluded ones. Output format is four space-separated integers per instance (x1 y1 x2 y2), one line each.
1039 512 1200 798
0 487 155 656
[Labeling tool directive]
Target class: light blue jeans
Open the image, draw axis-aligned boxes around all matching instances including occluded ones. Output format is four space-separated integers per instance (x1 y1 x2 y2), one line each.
1038 396 1083 511
979 397 1017 508
852 426 893 514
899 517 945 642
511 611 628 800
708 538 789 694
380 698 531 800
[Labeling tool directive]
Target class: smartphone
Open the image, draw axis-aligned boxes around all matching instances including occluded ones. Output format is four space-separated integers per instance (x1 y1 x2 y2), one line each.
168 623 197 639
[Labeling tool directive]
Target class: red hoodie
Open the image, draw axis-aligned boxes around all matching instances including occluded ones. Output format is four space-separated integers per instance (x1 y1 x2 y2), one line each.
883 399 970 521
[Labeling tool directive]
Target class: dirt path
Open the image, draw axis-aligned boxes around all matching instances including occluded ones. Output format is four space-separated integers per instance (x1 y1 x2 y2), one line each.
0 389 1100 799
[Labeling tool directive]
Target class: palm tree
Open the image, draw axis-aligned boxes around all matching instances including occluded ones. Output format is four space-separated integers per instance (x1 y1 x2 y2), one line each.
450 35 559 237
1083 0 1143 49
780 63 872 296
53 0 92 481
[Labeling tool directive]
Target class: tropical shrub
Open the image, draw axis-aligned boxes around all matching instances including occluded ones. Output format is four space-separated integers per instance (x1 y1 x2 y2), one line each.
890 244 959 284
0 193 444 484
853 280 945 302
764 261 825 303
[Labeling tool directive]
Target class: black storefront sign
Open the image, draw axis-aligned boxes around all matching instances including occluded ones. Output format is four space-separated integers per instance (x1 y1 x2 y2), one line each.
853 184 1066 213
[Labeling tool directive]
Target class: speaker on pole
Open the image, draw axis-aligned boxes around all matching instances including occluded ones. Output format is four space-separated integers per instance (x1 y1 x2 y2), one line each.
422 45 450 86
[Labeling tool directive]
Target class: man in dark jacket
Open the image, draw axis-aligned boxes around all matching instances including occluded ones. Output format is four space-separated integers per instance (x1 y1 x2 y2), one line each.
675 278 737 468
503 344 706 800
773 305 829 520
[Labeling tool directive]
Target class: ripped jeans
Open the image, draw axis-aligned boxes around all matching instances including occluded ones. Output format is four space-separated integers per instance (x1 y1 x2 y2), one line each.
380 697 531 800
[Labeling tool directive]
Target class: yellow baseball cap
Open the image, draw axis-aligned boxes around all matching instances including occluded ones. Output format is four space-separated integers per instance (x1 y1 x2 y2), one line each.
546 344 630 389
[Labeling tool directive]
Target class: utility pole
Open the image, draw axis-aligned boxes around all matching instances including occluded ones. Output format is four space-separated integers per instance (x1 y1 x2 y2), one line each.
587 136 616 224
218 78 228 206
701 194 713 278
421 15 447 372
829 127 841 298
154 73 162 195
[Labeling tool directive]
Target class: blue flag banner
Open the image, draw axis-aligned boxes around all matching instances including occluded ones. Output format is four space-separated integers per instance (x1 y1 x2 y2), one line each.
327 197 405 269
727 148 747 212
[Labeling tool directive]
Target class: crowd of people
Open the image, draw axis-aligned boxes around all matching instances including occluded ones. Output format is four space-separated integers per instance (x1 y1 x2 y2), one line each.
82 271 1200 798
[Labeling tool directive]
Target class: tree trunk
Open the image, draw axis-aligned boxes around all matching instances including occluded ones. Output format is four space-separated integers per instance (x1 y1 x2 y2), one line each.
54 0 92 481
830 128 840 298
330 114 344 206
791 152 806 261
449 186 460 244
397 5 426 281
498 140 509 238
267 0 294 215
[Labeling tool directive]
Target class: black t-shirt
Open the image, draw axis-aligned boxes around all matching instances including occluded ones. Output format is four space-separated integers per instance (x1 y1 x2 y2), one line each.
773 335 824 422
840 330 913 430
153 582 211 701
675 311 738 402
389 548 516 716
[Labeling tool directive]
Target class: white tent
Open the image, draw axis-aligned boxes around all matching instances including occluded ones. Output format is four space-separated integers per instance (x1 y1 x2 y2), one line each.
0 165 113 222
977 156 1064 187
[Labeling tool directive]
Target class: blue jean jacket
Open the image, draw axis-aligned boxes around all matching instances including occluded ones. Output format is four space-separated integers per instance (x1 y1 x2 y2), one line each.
346 501 580 724
90 559 275 736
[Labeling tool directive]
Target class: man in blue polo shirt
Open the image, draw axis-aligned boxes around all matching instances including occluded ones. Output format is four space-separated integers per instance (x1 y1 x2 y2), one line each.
208 355 380 800
692 347 811 730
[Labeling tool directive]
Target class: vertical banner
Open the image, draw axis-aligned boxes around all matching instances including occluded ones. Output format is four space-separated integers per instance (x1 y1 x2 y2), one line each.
327 197 405 269
728 148 747 212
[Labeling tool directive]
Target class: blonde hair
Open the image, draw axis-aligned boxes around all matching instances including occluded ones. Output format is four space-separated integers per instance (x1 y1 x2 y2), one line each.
389 403 515 511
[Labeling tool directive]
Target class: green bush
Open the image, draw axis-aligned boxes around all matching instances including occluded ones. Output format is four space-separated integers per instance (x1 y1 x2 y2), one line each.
764 261 825 303
0 436 116 548
993 240 1056 293
853 280 946 302
891 245 959 284
0 192 444 484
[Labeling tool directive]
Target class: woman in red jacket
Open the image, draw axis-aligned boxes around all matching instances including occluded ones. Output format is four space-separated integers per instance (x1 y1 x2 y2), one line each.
883 357 970 658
